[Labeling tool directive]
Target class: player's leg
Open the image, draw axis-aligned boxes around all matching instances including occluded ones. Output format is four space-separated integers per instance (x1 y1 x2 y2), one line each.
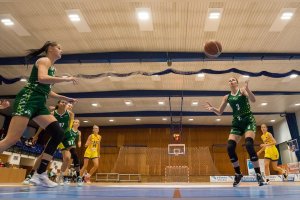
227 132 243 187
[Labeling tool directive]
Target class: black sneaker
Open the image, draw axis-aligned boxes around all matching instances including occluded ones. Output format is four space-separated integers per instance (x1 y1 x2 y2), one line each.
77 176 83 187
233 173 243 187
283 171 288 179
266 178 270 184
256 173 265 186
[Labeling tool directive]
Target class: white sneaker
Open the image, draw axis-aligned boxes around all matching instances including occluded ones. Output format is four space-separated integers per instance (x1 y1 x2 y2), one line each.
84 173 91 184
58 175 64 186
77 176 83 187
22 175 31 185
29 173 42 186
30 172 58 188
63 179 70 185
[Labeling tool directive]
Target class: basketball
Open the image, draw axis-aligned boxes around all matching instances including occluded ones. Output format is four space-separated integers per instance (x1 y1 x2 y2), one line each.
204 40 222 58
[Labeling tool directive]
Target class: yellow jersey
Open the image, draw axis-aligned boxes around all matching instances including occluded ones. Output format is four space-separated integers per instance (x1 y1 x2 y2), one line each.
261 132 279 161
261 132 274 147
87 133 101 152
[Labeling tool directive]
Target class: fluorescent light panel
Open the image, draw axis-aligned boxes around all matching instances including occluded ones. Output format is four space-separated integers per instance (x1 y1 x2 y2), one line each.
124 100 133 106
1 18 14 26
209 12 220 19
151 75 161 81
191 101 198 106
65 9 91 32
204 8 223 32
269 8 296 32
195 73 205 81
69 14 80 22
158 101 165 105
135 8 153 31
290 74 298 79
281 12 293 20
138 11 150 20
197 73 205 78
0 14 30 36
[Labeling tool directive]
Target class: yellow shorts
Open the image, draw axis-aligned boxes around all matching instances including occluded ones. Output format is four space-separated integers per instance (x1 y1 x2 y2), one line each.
84 149 99 159
264 146 279 161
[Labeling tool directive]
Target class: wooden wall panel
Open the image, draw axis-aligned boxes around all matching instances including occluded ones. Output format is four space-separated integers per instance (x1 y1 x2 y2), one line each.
76 126 265 178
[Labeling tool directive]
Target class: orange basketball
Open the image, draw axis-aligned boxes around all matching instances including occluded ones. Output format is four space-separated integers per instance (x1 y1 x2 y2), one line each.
204 40 222 58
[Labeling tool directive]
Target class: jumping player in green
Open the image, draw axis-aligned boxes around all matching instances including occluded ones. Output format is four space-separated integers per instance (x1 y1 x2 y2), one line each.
204 78 265 187
0 41 78 187
23 100 74 185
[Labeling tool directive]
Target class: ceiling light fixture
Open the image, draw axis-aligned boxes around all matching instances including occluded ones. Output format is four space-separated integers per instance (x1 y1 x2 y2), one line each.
209 12 220 19
1 18 14 26
68 14 80 22
281 12 293 20
158 101 165 105
137 11 150 20
290 74 298 79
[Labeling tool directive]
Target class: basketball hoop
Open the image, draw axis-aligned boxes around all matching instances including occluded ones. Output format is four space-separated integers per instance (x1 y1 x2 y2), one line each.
288 145 296 152
173 133 180 142
287 139 299 152
174 148 180 156
168 144 185 156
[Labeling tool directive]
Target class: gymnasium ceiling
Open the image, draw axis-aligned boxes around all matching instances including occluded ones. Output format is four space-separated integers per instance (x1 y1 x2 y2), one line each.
0 0 300 127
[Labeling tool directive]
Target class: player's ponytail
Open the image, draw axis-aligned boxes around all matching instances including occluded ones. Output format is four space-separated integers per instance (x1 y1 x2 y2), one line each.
25 41 58 66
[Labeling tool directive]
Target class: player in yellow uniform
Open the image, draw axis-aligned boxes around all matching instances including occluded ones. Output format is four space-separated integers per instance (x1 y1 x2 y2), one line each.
257 124 287 183
80 125 101 183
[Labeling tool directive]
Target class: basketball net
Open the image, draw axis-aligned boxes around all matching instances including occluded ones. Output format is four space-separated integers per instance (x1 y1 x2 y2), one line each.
169 96 183 144
173 133 180 142
288 145 296 152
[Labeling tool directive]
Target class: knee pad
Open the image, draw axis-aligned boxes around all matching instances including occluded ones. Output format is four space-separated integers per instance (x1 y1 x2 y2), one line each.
227 140 238 163
43 121 65 155
70 148 80 167
245 137 258 162
45 121 65 143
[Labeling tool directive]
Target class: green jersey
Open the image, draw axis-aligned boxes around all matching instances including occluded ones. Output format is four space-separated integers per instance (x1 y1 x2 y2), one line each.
65 129 79 142
25 64 56 96
53 110 70 131
62 129 80 148
227 89 252 118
